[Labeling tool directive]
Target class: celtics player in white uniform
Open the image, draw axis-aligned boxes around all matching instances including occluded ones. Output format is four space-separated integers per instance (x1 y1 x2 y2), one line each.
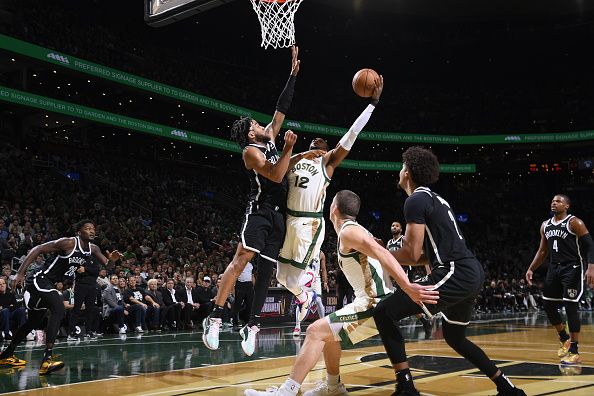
277 76 384 323
245 190 439 396
292 251 329 337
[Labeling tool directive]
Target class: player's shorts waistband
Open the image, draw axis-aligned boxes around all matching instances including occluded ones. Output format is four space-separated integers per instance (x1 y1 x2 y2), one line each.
286 209 323 218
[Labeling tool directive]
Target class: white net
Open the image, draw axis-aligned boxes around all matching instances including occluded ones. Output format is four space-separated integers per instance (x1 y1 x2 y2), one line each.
250 0 304 49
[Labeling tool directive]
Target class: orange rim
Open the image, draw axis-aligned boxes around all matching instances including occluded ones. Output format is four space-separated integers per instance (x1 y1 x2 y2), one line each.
259 0 288 3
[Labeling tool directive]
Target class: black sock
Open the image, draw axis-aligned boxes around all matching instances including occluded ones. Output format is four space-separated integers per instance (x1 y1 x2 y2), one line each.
43 348 53 361
210 305 224 319
569 341 579 354
396 368 415 390
494 373 514 392
558 329 570 342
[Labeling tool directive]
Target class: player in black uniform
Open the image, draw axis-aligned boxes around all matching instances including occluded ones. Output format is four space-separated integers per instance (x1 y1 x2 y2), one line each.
0 220 121 374
526 194 594 365
386 221 433 339
202 46 324 356
373 147 525 396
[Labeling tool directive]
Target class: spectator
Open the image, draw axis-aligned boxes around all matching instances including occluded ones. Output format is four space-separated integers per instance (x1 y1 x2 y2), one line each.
102 274 127 334
162 279 183 331
123 275 147 333
0 278 26 341
175 277 200 330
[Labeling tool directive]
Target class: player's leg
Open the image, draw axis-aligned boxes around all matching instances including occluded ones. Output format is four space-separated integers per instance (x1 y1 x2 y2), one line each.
277 216 304 296
238 210 286 355
68 284 85 339
36 287 66 374
244 316 340 396
560 263 584 364
293 301 302 337
542 265 570 357
415 313 432 340
441 299 524 396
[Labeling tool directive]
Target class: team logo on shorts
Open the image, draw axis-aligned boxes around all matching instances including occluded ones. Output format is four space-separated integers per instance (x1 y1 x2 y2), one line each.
567 289 578 298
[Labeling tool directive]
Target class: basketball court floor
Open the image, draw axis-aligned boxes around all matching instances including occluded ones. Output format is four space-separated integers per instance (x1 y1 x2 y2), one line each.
1 312 593 395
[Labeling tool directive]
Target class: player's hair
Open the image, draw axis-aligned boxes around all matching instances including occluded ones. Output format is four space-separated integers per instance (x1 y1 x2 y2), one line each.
231 117 252 149
335 190 361 219
402 146 440 186
555 194 571 206
75 219 94 232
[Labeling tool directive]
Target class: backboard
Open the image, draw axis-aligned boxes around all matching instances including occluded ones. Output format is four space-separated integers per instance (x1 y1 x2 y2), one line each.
145 0 236 27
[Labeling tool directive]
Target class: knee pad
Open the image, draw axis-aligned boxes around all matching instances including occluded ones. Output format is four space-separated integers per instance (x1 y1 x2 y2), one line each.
543 300 563 326
564 302 581 333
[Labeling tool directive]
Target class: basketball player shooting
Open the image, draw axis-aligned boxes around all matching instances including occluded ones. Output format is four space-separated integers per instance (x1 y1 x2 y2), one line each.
276 75 384 324
202 46 325 356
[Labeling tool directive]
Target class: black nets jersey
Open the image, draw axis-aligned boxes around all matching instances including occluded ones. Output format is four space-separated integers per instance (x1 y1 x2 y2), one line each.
245 142 287 213
387 236 404 252
543 215 582 265
404 187 474 270
27 236 93 285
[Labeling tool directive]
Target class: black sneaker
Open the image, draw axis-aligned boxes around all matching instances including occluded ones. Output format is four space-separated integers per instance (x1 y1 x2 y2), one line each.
497 387 527 396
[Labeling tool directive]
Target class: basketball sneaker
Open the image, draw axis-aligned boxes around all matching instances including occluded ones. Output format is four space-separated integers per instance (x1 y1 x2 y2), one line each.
202 316 221 350
391 385 420 396
39 356 64 375
292 327 301 337
0 355 27 367
244 386 293 395
303 381 348 396
561 352 581 365
496 387 527 396
240 325 260 356
297 291 315 322
557 339 571 357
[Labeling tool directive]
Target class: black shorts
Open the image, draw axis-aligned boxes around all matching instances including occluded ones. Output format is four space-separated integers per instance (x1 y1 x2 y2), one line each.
543 262 584 302
377 258 484 326
240 204 285 265
23 276 60 311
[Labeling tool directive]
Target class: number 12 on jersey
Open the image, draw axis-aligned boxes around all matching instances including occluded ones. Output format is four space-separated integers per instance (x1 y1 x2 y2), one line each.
294 176 309 189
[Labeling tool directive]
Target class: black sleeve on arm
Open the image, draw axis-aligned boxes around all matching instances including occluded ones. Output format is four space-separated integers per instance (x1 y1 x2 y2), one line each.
276 75 297 114
403 193 430 224
579 233 594 264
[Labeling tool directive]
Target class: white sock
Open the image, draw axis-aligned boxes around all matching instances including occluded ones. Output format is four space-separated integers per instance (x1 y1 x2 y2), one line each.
281 378 301 395
327 373 340 386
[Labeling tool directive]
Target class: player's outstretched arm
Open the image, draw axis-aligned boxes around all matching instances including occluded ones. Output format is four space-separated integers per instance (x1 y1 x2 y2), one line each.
569 217 594 287
91 244 123 266
526 223 548 286
244 130 297 183
340 225 438 306
266 46 300 141
324 75 383 178
12 237 75 288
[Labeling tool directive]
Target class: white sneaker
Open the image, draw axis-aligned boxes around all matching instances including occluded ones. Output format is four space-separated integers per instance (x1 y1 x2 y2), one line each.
244 386 290 395
303 381 348 396
26 330 36 341
240 325 260 356
297 291 315 322
135 326 144 333
119 326 127 334
292 327 301 337
202 316 222 350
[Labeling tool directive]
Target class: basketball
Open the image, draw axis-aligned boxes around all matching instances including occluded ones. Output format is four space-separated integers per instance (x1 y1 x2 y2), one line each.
352 68 380 98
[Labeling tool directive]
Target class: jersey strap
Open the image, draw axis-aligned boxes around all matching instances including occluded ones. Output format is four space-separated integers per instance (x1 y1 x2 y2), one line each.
337 220 360 258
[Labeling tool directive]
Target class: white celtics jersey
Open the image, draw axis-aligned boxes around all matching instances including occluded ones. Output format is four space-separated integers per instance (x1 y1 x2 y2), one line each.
337 220 391 299
287 158 330 216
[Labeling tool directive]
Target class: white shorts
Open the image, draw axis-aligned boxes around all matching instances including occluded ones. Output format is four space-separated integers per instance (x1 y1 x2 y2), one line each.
326 294 389 345
278 215 325 270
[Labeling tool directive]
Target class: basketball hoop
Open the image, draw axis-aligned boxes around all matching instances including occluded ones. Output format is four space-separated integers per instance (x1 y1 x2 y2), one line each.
250 0 304 49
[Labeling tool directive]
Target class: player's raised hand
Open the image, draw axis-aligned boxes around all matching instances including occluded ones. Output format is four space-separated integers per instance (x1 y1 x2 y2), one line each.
525 269 533 286
371 75 384 102
11 273 24 291
106 250 123 262
301 149 326 160
404 283 439 306
290 46 300 76
283 130 297 149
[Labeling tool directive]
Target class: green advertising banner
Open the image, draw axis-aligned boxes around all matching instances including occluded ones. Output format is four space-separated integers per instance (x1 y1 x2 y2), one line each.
2 34 593 145
0 86 476 173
